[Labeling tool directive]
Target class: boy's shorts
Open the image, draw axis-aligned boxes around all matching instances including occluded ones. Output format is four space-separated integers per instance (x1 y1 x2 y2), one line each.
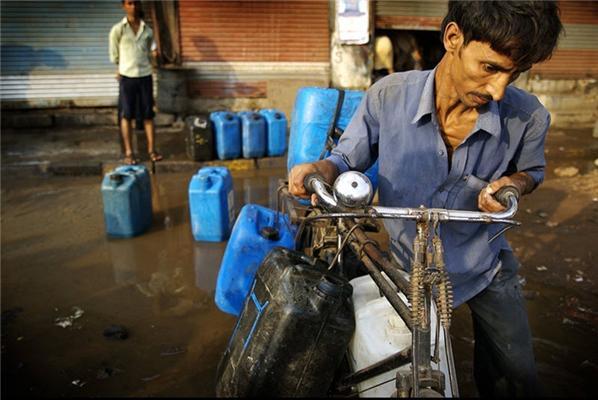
119 75 155 120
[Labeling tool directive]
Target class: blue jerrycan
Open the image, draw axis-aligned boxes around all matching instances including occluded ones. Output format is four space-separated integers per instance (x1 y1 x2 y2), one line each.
215 204 297 316
238 111 266 158
101 165 152 237
287 87 379 190
188 166 234 242
258 108 287 157
210 111 242 160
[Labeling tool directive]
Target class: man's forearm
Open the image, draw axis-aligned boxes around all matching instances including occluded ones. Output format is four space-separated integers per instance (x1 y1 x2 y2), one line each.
508 171 536 196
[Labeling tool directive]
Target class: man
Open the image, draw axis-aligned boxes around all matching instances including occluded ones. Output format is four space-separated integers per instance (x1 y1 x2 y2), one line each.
289 1 562 397
109 0 162 165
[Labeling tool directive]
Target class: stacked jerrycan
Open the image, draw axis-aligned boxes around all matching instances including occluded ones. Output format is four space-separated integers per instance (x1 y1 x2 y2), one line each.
287 87 379 189
349 273 454 397
101 165 153 237
216 247 355 397
210 111 242 160
258 108 287 157
184 114 214 161
188 166 235 242
215 204 296 316
238 111 266 158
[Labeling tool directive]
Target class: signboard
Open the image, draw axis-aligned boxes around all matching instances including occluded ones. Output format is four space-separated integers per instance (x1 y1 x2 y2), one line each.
337 0 369 45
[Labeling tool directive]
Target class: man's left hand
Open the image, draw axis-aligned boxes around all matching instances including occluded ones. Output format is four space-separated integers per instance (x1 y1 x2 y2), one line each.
478 174 529 212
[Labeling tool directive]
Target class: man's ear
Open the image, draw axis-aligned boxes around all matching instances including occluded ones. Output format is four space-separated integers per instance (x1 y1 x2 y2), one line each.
443 22 463 53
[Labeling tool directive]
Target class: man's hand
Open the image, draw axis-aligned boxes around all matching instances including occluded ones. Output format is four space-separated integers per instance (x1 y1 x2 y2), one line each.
115 71 121 81
478 172 534 212
288 160 339 205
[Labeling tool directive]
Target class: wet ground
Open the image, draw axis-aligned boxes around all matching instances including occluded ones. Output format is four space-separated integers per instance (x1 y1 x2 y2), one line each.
2 127 598 397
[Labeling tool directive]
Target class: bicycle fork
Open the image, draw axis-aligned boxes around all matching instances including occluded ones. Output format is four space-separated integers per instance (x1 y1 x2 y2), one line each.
397 218 455 397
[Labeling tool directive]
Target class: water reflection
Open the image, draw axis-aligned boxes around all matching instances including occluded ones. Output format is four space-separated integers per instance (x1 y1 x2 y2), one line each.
107 238 139 286
193 242 226 296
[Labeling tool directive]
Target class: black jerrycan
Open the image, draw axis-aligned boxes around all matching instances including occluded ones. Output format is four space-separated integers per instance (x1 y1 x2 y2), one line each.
215 247 355 397
185 115 214 161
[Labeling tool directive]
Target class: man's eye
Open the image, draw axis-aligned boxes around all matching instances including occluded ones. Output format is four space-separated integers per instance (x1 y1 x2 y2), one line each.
483 64 497 73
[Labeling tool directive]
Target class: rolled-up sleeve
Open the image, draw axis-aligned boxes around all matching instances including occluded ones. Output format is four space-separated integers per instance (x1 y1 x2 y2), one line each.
109 25 120 65
510 109 551 189
327 87 380 174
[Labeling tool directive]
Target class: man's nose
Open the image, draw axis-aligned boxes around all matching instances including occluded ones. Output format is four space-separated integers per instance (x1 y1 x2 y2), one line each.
486 73 511 102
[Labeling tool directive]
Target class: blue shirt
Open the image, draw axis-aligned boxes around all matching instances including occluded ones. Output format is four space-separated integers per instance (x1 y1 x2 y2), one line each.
327 69 550 307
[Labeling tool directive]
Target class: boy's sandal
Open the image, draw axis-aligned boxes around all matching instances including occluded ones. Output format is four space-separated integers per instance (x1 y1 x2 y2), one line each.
123 154 137 165
149 151 163 162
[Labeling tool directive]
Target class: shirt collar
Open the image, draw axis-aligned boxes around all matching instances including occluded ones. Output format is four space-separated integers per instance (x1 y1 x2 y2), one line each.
411 68 436 124
411 67 502 138
121 17 145 32
474 100 501 138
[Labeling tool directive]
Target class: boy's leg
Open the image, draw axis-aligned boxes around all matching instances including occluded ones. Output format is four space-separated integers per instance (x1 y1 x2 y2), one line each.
120 118 134 159
139 75 161 160
119 76 137 163
467 250 542 397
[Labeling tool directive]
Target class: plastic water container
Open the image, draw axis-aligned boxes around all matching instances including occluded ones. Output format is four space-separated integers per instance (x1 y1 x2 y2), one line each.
216 247 355 397
258 108 287 157
215 204 296 316
287 87 379 191
185 114 214 161
349 274 454 398
101 165 152 237
188 166 234 242
210 111 241 160
238 111 266 158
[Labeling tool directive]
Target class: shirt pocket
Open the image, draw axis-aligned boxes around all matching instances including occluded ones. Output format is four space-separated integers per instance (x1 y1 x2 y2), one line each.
448 174 488 211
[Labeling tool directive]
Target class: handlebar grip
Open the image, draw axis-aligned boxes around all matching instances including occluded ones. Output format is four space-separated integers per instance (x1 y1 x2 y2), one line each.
303 173 324 194
493 185 520 208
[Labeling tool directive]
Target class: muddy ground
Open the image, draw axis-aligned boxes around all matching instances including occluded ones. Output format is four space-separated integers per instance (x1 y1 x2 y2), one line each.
1 126 597 397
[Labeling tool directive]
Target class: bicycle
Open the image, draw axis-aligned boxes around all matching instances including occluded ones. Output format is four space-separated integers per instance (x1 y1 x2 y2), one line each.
278 170 521 397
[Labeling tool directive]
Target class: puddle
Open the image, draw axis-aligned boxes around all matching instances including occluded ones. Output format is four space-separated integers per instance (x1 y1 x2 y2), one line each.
1 166 597 397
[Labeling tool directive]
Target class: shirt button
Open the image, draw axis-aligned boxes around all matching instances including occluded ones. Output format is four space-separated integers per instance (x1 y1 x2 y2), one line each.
438 150 445 156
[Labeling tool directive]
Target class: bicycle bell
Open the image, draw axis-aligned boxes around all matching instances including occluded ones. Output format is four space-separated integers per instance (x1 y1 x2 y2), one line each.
333 171 373 208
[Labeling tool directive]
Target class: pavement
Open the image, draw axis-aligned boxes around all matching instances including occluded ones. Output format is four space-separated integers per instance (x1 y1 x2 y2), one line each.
1 123 287 177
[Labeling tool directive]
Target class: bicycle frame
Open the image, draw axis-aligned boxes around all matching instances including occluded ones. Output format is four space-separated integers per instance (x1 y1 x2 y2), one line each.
275 172 520 397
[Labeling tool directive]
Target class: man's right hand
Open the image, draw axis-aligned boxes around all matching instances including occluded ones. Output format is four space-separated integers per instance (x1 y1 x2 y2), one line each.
288 160 339 204
115 72 121 81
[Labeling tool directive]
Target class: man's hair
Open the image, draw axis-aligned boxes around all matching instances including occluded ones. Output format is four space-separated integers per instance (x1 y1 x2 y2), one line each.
440 1 563 71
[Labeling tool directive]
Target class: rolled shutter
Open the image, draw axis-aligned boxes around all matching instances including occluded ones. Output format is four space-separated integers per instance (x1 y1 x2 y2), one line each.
177 0 330 98
531 1 598 79
375 0 447 30
178 0 329 62
0 1 124 108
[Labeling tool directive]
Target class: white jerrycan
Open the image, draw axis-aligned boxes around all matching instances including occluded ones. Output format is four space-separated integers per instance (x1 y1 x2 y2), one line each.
348 273 455 397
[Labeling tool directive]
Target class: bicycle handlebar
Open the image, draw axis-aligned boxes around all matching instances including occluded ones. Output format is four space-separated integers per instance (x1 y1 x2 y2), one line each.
303 172 520 225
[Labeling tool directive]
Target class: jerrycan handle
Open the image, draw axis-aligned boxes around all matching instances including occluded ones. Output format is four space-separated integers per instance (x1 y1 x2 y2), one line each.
110 173 125 184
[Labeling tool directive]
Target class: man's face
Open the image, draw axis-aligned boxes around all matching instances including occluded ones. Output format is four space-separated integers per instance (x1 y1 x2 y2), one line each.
449 40 521 107
122 0 141 19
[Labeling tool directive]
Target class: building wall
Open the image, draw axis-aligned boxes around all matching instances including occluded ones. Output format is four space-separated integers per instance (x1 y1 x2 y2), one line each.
171 0 331 117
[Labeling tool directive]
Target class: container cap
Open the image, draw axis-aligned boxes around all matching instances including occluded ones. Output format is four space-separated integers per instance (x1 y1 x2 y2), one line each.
260 226 280 241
